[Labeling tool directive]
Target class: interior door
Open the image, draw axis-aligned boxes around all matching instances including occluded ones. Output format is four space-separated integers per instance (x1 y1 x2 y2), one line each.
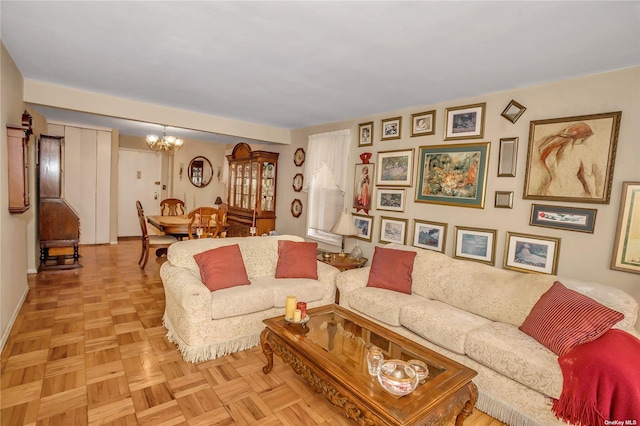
118 148 162 237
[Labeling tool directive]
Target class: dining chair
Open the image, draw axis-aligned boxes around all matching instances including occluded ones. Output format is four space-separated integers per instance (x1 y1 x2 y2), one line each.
218 203 230 238
160 198 186 216
136 200 178 268
187 207 226 239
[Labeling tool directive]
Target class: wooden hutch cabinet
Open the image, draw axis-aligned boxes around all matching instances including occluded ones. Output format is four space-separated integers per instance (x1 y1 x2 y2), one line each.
7 125 30 213
38 134 81 270
226 143 279 237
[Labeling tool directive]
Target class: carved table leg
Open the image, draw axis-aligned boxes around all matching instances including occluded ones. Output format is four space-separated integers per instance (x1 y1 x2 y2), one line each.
455 382 478 426
260 328 274 374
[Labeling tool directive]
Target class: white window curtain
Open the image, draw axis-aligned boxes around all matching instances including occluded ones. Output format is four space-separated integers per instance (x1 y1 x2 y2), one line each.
304 129 351 193
305 129 351 245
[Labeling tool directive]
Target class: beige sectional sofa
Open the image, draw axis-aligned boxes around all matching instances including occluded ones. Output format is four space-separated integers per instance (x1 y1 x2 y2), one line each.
160 235 339 362
336 243 639 426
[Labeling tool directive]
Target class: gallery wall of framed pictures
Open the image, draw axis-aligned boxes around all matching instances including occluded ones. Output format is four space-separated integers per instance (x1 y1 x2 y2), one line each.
279 68 637 298
340 68 639 285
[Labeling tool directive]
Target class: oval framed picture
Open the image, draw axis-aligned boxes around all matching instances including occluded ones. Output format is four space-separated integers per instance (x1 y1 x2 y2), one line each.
293 173 303 192
291 199 303 217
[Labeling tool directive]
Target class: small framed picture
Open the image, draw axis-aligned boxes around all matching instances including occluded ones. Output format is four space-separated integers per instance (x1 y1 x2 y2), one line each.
444 103 486 141
497 137 518 177
292 173 303 192
379 216 408 245
376 188 405 212
376 149 414 187
495 191 514 209
453 226 497 265
291 199 303 218
413 219 447 253
530 204 597 233
353 213 374 242
411 110 436 137
381 116 402 141
611 181 640 274
358 122 373 147
500 100 527 123
353 163 374 211
503 232 561 275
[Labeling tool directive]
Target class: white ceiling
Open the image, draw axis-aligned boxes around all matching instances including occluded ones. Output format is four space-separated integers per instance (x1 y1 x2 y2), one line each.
2 1 639 144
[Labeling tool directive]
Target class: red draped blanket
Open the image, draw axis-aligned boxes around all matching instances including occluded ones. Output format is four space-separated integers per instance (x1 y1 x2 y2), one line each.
552 329 640 425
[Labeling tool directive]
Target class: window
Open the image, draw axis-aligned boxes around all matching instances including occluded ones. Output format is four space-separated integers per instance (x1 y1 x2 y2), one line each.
304 129 351 246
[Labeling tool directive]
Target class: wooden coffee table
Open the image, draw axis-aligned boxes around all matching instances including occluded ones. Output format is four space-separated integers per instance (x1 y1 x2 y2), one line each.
261 304 478 425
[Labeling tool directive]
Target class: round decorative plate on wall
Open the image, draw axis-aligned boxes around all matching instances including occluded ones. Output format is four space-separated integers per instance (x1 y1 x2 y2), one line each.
293 173 303 192
291 199 303 217
294 148 305 166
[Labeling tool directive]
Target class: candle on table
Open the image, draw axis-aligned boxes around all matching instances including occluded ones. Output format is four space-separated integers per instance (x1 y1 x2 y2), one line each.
293 309 302 322
285 295 297 319
296 302 307 318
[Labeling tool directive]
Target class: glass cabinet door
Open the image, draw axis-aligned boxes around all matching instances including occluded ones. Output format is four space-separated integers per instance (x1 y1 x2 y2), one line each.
230 165 236 208
242 163 250 209
251 162 258 210
235 164 243 207
261 162 276 212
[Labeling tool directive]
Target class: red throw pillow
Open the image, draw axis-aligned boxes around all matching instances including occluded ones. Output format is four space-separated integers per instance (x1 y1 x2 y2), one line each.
193 244 250 291
366 247 417 294
519 281 624 356
275 240 318 279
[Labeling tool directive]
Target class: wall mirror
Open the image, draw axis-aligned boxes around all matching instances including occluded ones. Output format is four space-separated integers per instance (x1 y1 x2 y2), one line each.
188 156 213 188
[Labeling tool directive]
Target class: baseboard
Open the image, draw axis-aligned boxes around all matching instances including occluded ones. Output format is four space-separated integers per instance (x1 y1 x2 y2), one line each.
0 285 29 352
27 268 38 274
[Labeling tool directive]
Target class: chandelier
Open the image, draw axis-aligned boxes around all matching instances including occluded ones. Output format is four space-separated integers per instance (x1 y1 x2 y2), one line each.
146 126 184 153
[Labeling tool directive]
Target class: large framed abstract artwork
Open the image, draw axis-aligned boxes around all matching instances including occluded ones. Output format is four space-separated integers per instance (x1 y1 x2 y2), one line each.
523 111 621 204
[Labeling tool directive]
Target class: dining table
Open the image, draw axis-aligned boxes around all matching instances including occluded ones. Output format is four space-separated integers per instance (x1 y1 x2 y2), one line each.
147 215 191 238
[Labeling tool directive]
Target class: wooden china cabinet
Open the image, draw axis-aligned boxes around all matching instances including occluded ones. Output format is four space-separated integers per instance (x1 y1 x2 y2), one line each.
226 143 279 237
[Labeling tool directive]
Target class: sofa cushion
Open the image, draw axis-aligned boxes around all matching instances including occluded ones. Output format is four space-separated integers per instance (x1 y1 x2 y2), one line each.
349 287 423 327
367 246 417 294
193 244 250 291
275 240 318 279
210 284 274 320
400 300 492 355
519 281 624 356
251 276 327 307
465 322 563 399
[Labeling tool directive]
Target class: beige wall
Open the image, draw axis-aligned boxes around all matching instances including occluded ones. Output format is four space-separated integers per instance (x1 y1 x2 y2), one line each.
119 134 228 213
273 67 640 330
0 42 30 347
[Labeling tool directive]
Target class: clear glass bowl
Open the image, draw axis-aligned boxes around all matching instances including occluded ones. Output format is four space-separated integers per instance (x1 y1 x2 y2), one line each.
377 359 419 396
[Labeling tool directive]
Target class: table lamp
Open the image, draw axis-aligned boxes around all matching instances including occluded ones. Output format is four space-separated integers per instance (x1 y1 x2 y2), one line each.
214 196 223 207
330 211 359 257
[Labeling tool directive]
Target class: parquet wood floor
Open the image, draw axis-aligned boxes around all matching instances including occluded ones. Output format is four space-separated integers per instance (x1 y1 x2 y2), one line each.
1 240 505 426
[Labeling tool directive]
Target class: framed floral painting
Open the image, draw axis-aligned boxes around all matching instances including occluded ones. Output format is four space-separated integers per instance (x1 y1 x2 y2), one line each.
415 142 489 208
376 149 414 187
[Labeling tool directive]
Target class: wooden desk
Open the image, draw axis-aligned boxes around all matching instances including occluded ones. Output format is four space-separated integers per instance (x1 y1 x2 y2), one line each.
147 215 190 237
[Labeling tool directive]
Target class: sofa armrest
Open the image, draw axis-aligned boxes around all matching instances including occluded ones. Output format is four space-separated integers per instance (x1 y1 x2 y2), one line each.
317 261 340 301
160 262 210 314
336 266 370 308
